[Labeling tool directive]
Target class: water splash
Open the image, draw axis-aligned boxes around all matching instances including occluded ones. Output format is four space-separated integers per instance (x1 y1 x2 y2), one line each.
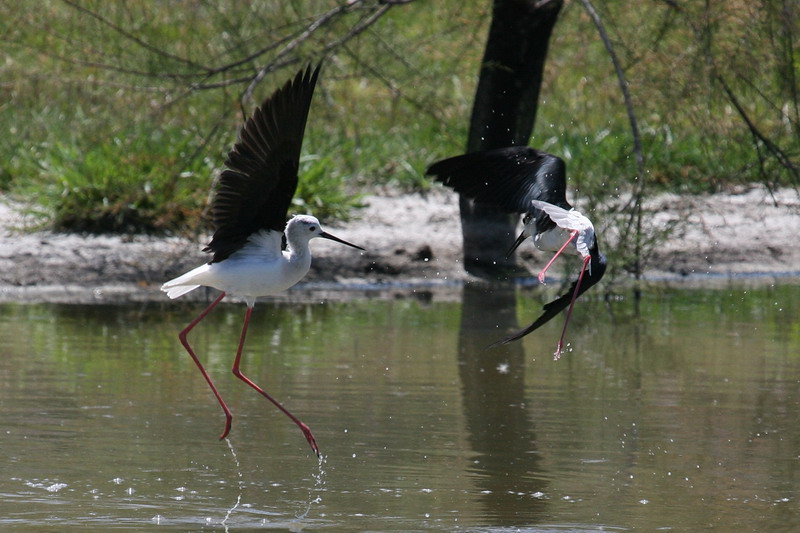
220 438 243 532
24 480 68 493
296 453 328 520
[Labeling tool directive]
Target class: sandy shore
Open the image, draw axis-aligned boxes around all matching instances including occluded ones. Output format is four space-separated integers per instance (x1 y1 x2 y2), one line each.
1 186 798 303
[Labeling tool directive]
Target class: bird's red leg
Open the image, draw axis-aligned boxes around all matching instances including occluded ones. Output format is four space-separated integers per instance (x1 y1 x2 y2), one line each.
231 305 320 457
553 254 591 360
178 292 233 439
538 230 579 284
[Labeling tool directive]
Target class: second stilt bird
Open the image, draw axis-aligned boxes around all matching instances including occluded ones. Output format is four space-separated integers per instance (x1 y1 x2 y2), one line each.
427 146 607 358
162 64 363 456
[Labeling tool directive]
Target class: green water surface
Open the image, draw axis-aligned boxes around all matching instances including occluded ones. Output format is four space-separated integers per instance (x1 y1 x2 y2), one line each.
1 281 798 531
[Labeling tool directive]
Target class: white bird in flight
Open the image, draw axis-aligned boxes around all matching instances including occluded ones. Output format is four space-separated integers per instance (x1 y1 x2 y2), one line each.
162 64 362 456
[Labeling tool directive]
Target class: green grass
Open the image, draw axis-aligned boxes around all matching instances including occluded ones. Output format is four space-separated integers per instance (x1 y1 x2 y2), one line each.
17 125 212 233
1 0 796 237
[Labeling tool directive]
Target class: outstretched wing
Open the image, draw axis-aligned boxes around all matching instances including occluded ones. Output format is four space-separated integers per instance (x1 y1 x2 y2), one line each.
531 200 595 258
203 64 321 263
426 146 570 214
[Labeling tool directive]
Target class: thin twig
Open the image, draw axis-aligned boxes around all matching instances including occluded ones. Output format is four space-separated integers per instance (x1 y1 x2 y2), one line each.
578 0 647 284
659 0 799 188
60 0 212 72
241 1 371 104
717 74 800 187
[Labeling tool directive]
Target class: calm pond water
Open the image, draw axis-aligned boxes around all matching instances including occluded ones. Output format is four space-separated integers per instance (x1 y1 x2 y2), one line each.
1 280 799 531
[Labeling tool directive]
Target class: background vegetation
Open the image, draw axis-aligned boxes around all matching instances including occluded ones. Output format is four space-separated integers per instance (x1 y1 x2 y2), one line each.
1 1 797 250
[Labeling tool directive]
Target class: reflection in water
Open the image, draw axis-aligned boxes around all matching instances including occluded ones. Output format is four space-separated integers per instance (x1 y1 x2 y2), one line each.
458 284 546 525
2 283 800 530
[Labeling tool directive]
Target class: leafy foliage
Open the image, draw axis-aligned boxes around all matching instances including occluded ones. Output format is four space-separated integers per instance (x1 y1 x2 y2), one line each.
16 126 213 233
0 0 797 238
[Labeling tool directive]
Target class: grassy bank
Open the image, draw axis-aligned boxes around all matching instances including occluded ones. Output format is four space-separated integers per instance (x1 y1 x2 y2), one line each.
1 0 797 238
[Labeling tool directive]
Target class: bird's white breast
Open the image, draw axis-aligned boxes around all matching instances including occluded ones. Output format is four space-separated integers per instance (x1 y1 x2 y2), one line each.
534 227 580 255
204 252 312 297
178 229 313 298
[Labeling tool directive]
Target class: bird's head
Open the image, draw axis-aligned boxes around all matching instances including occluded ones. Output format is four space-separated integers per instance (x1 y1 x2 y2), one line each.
286 215 364 250
505 213 535 258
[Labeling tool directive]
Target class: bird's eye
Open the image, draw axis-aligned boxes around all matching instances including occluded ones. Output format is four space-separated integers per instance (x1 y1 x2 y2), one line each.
309 226 316 232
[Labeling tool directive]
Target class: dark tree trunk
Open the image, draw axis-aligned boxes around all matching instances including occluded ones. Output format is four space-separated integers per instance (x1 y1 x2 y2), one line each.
460 0 563 279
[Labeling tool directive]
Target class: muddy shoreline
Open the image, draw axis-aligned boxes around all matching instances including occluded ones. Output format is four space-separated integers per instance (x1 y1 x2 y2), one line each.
1 186 798 304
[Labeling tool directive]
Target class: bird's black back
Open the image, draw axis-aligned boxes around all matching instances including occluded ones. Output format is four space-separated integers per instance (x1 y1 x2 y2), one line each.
203 64 321 263
426 146 571 215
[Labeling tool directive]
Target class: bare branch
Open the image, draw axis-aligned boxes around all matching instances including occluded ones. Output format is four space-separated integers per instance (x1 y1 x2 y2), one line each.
60 0 212 73
717 74 799 183
659 0 799 187
242 1 373 104
578 0 647 280
0 37 218 82
318 3 393 56
338 42 445 123
202 34 292 79
578 0 644 172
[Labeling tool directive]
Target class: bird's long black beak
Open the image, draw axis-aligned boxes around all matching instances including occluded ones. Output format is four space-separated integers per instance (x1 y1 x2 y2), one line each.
505 230 529 258
320 231 365 251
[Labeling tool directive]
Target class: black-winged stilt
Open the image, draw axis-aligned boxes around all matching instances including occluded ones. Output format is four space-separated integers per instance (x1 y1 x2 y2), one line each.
427 146 607 358
162 64 363 456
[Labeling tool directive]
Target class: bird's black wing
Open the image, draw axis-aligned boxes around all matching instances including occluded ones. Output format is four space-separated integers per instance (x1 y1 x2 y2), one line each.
203 64 321 263
489 248 607 347
426 146 570 214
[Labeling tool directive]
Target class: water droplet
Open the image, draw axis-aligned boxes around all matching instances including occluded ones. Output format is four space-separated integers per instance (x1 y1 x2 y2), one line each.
46 483 67 493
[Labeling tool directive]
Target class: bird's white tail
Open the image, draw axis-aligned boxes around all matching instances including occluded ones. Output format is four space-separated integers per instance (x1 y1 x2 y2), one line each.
162 284 200 299
161 263 211 299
